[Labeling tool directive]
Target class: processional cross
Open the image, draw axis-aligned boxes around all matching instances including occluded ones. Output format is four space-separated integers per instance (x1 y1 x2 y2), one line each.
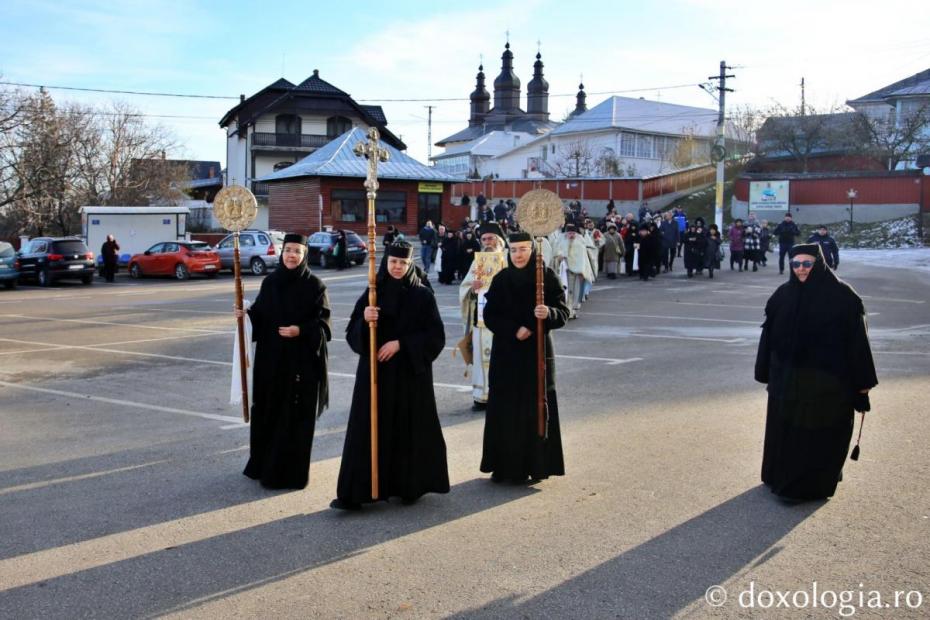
353 127 389 500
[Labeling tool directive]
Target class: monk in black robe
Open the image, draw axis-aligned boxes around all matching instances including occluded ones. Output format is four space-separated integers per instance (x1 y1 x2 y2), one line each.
755 243 877 502
480 232 570 483
237 233 331 490
331 241 449 509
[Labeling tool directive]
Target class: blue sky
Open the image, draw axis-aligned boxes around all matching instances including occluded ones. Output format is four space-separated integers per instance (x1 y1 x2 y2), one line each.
2 0 929 166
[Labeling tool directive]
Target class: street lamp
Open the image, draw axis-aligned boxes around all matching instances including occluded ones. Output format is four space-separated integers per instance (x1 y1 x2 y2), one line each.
847 188 858 234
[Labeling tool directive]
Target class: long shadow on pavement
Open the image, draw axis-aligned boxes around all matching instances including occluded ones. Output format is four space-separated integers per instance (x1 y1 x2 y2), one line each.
0 477 536 619
450 485 823 618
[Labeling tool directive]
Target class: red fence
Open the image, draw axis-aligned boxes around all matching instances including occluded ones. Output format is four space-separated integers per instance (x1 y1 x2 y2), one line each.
451 165 715 205
735 173 929 210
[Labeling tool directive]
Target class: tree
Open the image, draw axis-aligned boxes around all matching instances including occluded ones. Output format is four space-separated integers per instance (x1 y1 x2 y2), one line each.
553 140 595 177
855 101 930 171
755 103 864 173
595 147 624 177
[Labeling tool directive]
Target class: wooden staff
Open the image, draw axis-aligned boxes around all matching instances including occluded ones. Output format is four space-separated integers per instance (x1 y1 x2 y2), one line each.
354 128 389 500
233 231 249 423
535 237 546 438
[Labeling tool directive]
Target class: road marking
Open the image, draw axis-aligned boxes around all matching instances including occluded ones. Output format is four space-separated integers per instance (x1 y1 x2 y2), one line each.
115 306 231 316
557 328 745 344
0 460 170 496
578 311 761 325
878 323 930 333
0 380 243 424
0 313 227 334
554 355 643 365
0 337 232 366
0 346 70 356
860 295 925 305
328 371 471 392
673 301 762 310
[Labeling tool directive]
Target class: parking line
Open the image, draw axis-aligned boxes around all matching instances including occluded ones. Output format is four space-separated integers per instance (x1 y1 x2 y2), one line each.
554 355 643 365
0 337 231 366
0 460 170 496
0 380 243 424
578 311 761 325
0 314 227 334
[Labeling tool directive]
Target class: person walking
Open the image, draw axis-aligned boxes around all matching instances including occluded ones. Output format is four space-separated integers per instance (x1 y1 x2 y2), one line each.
682 224 706 278
602 223 624 279
759 220 772 267
418 220 437 273
773 212 801 274
659 211 680 272
100 234 120 282
728 219 745 271
755 243 877 502
808 225 840 270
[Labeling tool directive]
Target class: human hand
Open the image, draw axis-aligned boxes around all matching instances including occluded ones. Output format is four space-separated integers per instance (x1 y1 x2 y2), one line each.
233 307 244 319
516 327 533 341
534 304 549 319
853 392 871 413
364 306 379 322
377 340 400 361
278 325 300 338
471 279 483 292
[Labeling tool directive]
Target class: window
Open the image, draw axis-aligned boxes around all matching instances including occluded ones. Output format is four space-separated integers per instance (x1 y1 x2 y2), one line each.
621 132 635 157
310 233 326 244
32 241 48 253
327 116 352 138
332 189 406 223
163 243 179 253
636 134 654 159
258 234 270 245
240 235 255 247
147 243 165 254
273 161 293 171
275 114 301 135
218 236 235 249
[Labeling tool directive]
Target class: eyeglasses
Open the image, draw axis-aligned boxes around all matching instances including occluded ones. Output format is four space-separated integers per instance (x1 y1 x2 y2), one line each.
790 260 814 269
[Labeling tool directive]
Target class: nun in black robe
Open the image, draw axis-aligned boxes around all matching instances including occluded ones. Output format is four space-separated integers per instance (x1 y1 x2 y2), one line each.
480 232 571 482
755 243 877 501
243 233 331 490
332 241 449 509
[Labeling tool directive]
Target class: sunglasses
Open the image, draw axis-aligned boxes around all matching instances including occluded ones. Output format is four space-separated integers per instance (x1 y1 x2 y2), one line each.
790 260 814 269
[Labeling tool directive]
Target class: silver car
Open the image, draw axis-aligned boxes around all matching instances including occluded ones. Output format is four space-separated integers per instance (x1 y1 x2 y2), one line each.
215 230 284 275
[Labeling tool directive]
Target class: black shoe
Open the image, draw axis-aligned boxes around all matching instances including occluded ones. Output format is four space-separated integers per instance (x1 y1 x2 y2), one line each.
329 498 362 511
400 496 419 506
708 272 714 279
471 401 486 412
779 270 784 275
490 473 505 484
753 266 758 272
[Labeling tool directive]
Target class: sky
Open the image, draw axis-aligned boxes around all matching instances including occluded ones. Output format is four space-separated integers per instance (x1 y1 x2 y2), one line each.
1 0 928 169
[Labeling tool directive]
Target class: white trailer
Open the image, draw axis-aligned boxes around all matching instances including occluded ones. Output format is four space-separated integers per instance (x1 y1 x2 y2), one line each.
80 206 191 265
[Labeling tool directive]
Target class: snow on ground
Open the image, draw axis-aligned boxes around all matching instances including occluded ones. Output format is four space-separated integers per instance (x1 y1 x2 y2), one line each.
843 247 930 272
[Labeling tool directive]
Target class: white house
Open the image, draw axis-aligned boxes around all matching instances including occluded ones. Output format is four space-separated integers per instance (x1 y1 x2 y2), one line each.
487 96 720 179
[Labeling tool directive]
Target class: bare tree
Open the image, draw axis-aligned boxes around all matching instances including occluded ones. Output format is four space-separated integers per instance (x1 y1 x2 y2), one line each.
553 140 596 177
595 146 624 176
727 104 765 158
854 101 930 171
756 103 864 173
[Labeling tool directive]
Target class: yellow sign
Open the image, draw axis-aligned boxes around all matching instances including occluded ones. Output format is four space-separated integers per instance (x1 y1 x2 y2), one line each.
418 182 444 193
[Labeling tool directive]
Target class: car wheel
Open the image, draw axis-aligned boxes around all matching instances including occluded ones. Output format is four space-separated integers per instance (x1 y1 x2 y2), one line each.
175 263 190 281
81 275 93 285
250 257 267 275
206 272 218 279
37 269 50 287
129 263 142 279
4 279 15 290
319 253 329 269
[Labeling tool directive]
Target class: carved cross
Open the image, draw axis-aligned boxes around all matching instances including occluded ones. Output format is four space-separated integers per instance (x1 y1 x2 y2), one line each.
353 127 390 200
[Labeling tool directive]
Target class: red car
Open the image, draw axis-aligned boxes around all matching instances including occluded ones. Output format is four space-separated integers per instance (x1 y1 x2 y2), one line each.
129 241 221 280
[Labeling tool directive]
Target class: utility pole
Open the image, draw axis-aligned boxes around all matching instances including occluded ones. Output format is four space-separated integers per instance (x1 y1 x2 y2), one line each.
800 77 806 116
708 60 734 232
424 105 435 164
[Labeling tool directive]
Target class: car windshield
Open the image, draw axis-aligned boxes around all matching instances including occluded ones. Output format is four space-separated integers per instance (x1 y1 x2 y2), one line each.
184 242 212 251
52 241 89 254
0 243 13 258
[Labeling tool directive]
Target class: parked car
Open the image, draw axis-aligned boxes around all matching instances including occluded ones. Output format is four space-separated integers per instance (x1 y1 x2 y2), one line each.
215 229 284 275
307 230 368 268
16 237 95 286
128 241 221 280
0 241 20 289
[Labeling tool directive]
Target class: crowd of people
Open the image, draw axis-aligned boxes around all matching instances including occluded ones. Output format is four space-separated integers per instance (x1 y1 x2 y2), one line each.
231 196 868 511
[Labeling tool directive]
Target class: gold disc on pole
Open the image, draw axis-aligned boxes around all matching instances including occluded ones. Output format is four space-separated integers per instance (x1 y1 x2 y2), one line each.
213 185 258 232
516 189 565 237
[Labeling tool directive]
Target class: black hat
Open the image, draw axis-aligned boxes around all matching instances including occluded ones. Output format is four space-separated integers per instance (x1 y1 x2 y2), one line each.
386 240 414 259
565 224 577 232
784 212 793 218
477 222 505 239
789 243 820 258
283 233 308 245
508 231 532 243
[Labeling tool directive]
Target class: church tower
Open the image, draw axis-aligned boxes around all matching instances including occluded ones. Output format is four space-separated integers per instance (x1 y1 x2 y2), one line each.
469 64 490 127
493 42 521 113
526 51 550 122
569 82 588 118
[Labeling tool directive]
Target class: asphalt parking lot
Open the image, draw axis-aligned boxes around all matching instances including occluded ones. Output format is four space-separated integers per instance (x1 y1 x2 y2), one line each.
1 257 928 618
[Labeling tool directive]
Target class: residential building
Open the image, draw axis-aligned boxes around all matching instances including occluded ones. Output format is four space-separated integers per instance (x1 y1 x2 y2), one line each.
257 128 460 236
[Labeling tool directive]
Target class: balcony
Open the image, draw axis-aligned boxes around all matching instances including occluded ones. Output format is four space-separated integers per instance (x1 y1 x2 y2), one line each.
252 132 331 150
252 182 270 197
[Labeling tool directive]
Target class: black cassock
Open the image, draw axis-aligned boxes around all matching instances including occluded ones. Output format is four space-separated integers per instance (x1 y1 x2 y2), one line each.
480 257 570 481
755 246 877 500
245 263 331 489
336 268 449 504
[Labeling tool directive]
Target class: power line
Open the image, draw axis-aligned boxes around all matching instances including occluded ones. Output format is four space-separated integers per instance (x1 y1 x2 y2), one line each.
1 79 705 104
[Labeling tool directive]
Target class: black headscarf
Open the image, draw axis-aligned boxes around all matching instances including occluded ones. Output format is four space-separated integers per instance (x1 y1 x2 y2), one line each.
376 242 421 317
274 236 311 286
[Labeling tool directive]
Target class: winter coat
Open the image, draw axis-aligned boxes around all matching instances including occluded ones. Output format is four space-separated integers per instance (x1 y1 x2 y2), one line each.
773 221 801 247
659 220 680 249
728 225 745 252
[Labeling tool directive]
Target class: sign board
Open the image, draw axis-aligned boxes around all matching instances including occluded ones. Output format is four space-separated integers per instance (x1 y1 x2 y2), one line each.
418 182 444 193
749 180 790 211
